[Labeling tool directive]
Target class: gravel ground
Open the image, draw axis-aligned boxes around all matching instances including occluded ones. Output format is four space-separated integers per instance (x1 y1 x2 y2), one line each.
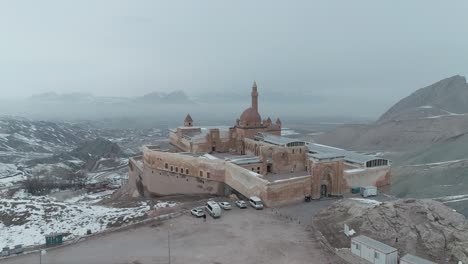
1 200 344 264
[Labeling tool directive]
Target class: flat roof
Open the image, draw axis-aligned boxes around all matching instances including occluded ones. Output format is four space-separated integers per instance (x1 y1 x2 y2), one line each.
264 170 310 182
255 133 306 147
352 235 397 254
308 143 386 165
401 254 437 264
308 152 344 160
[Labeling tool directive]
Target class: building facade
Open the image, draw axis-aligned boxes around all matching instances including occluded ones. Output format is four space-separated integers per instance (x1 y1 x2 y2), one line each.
128 82 391 206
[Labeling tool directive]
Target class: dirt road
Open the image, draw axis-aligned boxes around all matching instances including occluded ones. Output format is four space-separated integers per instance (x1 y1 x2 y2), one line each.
1 201 343 264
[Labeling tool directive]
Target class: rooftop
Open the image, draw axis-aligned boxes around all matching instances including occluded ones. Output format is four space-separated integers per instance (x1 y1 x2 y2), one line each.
352 235 397 254
264 170 310 183
400 254 437 264
211 153 262 165
307 143 382 165
178 126 232 140
255 133 306 147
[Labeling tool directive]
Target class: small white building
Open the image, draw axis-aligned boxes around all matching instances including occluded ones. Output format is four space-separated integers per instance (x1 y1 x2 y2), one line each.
400 254 437 264
351 235 398 264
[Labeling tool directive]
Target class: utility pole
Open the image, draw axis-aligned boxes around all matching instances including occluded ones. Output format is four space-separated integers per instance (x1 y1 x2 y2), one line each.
168 229 171 264
168 223 172 264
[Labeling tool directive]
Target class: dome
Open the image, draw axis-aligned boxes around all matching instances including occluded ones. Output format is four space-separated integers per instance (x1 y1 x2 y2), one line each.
239 107 262 127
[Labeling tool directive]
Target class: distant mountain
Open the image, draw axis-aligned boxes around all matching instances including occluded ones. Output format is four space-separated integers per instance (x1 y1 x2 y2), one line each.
134 90 194 104
316 75 468 151
378 75 468 123
30 92 94 103
29 90 195 105
195 90 323 104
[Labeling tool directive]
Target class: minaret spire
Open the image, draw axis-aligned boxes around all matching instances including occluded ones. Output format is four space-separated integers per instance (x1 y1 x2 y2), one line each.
251 81 258 112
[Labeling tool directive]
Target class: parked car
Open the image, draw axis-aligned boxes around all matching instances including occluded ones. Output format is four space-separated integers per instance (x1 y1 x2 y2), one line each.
11 245 23 255
190 207 205 217
235 200 247 208
249 196 264 210
218 202 232 210
1 247 10 257
206 201 222 218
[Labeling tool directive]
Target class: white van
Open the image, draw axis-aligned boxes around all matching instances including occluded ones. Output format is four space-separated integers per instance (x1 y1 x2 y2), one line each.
249 196 264 209
205 201 222 218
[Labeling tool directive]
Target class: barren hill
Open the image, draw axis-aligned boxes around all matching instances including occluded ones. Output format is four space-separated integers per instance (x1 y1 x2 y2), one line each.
316 75 468 151
378 75 468 123
314 198 468 263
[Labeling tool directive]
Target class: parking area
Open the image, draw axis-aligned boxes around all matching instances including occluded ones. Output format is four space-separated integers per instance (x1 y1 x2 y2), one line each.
0 199 344 264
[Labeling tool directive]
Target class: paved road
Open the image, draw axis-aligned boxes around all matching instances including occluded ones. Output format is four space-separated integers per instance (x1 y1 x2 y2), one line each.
1 201 344 264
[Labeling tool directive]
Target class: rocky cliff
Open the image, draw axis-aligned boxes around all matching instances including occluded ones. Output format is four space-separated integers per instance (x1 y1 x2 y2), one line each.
314 198 468 263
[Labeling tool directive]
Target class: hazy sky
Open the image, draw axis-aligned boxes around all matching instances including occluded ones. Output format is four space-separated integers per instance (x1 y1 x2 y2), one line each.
1 0 468 115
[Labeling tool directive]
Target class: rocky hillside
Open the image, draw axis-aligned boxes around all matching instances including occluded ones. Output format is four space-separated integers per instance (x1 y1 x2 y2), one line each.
316 75 468 151
0 117 99 155
314 198 468 263
378 75 468 123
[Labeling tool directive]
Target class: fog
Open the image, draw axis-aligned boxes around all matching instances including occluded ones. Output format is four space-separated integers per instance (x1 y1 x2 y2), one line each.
1 0 468 122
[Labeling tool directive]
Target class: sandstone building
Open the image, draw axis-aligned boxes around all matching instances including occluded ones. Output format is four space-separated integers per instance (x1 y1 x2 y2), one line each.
128 82 391 206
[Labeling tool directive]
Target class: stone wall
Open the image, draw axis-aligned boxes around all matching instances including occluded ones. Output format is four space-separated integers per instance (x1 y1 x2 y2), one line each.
132 148 391 206
224 163 269 202
243 138 308 174
343 166 391 189
310 159 344 199
264 176 311 207
141 148 227 196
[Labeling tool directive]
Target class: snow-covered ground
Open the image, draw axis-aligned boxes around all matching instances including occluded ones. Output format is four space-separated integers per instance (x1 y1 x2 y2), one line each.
0 163 19 178
0 191 177 249
434 193 468 204
349 198 382 206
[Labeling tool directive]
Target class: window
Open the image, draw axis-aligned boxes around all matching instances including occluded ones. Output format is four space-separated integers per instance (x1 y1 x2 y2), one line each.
374 252 379 259
251 168 254 171
292 149 295 154
257 167 260 170
186 169 189 174
170 166 173 172
207 172 210 178
165 163 168 169
352 243 360 250
175 167 178 173
200 171 203 177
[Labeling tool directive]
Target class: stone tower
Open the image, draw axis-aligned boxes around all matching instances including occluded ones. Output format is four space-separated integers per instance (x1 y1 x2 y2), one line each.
251 81 258 112
184 114 193 127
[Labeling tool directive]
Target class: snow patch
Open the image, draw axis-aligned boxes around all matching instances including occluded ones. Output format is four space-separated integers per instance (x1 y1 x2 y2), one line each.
349 198 382 206
0 196 153 248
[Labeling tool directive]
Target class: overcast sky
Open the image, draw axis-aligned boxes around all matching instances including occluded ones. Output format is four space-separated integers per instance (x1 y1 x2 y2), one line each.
1 0 468 116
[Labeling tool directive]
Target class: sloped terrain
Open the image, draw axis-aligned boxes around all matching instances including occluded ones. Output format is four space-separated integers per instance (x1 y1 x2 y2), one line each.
314 199 468 263
0 117 99 155
316 75 468 151
317 114 468 151
378 75 468 123
0 191 177 248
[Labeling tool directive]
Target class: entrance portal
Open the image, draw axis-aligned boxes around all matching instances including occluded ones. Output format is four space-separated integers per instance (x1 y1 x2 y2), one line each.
320 184 328 198
267 164 272 173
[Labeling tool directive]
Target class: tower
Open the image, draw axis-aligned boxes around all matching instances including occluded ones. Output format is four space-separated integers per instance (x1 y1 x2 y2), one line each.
184 114 193 127
251 81 258 112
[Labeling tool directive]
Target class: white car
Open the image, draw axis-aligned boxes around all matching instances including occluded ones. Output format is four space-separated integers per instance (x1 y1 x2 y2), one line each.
218 202 231 210
190 207 205 217
235 200 247 208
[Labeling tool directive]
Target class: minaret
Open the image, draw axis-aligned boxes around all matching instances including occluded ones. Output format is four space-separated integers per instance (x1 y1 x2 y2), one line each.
251 81 258 112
